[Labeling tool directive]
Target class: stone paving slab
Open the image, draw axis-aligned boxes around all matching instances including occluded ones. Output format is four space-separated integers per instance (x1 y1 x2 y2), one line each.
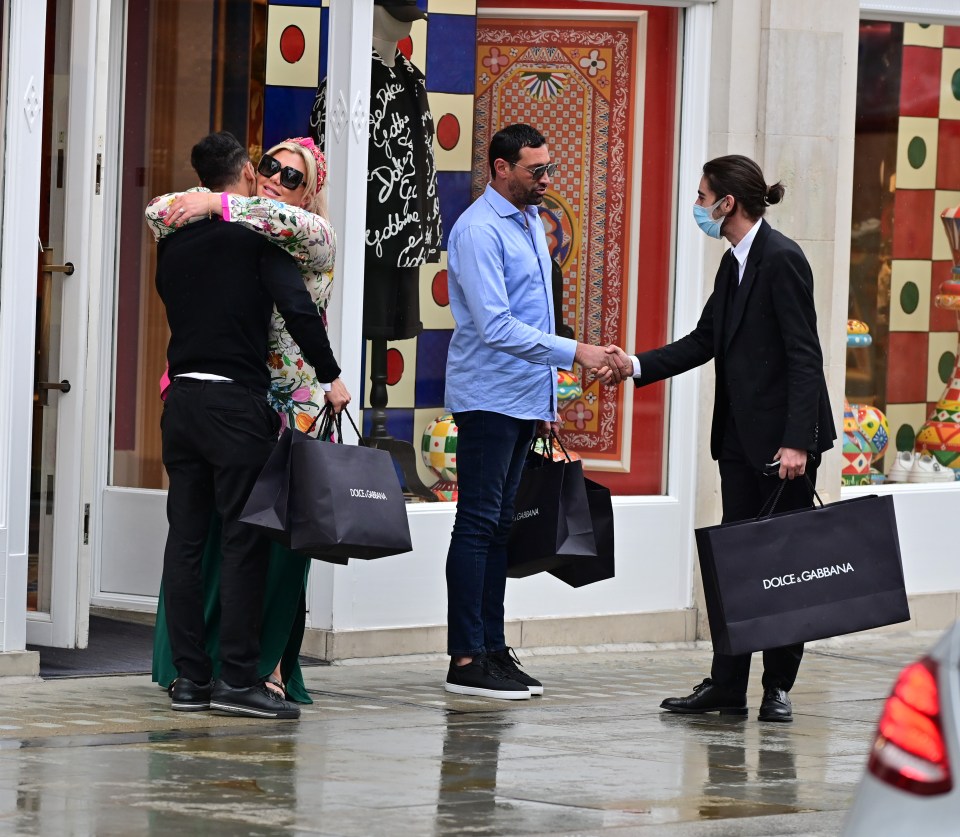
0 631 942 835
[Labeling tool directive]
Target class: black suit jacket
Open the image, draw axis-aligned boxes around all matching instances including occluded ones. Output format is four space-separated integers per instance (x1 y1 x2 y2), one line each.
635 220 836 470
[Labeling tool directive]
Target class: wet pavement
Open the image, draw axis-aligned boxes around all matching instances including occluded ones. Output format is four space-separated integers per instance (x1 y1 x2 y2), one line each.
0 631 934 836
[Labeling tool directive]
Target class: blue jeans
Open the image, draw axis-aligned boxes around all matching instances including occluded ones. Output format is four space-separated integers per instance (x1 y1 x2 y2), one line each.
446 410 537 657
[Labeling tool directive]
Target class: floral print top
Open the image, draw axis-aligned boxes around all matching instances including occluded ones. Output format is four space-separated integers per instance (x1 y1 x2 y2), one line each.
145 188 337 435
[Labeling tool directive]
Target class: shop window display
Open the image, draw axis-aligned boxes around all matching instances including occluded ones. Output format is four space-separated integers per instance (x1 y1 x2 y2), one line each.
111 0 678 500
112 0 269 489
848 20 960 485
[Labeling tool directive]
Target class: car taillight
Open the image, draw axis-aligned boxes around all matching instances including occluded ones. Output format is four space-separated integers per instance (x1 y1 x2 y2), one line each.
868 657 953 796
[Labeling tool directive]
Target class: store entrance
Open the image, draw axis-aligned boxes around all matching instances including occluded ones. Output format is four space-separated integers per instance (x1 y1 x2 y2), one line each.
26 0 107 648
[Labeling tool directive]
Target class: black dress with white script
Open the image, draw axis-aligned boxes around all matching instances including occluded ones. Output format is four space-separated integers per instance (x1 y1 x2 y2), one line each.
310 49 442 270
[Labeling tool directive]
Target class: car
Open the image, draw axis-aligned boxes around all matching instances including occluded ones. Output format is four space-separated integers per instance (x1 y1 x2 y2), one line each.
842 621 960 835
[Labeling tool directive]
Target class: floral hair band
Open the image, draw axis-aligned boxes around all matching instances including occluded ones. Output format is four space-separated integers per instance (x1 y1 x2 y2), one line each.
286 136 327 193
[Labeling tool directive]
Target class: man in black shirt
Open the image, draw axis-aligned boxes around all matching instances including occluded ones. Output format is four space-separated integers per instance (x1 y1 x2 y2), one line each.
155 132 348 719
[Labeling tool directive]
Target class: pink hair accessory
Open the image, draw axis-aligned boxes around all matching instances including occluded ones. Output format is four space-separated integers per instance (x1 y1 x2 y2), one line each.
286 136 327 193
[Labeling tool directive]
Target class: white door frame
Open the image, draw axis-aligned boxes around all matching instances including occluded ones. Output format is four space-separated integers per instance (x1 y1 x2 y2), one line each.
25 0 110 649
0 0 47 653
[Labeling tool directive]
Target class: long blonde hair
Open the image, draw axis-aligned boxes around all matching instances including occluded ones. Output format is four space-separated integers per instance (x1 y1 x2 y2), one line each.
264 140 328 219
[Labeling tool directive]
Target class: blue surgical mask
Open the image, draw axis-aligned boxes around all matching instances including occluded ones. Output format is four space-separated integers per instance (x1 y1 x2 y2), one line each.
693 198 725 239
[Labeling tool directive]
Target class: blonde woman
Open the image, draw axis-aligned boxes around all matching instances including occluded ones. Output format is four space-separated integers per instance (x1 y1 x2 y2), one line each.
146 135 346 431
148 135 344 703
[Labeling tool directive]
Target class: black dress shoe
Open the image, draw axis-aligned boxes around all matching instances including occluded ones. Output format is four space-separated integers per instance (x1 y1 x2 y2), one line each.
660 679 747 716
210 680 301 719
758 687 793 722
169 677 214 712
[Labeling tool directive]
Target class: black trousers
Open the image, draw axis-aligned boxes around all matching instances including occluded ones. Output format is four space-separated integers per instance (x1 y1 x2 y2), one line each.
710 415 819 696
160 378 280 687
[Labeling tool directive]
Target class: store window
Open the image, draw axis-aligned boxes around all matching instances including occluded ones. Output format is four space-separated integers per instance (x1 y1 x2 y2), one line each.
848 20 960 486
112 0 679 500
113 0 271 488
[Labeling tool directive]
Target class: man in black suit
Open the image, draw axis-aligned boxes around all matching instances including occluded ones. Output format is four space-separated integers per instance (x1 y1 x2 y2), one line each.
602 155 836 722
156 131 349 719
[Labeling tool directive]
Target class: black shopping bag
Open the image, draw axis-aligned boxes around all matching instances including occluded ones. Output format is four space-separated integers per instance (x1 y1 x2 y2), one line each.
238 427 294 544
238 411 347 565
696 486 910 656
549 476 615 587
287 409 413 561
507 437 596 578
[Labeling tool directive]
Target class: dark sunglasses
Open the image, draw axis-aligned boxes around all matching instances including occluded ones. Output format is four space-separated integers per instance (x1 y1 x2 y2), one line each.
257 154 305 190
512 161 559 180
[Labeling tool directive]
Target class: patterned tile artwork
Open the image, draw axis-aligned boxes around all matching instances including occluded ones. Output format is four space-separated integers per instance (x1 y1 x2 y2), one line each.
473 19 639 462
889 24 960 462
259 1 675 494
850 22 960 474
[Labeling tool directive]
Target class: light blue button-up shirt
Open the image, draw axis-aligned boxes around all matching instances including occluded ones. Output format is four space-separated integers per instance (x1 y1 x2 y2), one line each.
444 184 577 420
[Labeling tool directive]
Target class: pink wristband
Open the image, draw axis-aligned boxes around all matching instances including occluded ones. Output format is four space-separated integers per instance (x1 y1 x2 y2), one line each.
221 192 231 222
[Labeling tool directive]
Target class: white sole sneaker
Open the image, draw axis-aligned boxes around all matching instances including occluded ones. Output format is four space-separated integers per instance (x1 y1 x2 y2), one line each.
444 682 531 700
908 455 956 483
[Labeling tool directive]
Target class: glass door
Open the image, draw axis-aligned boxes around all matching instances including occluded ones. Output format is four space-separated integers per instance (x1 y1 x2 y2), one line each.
26 0 106 647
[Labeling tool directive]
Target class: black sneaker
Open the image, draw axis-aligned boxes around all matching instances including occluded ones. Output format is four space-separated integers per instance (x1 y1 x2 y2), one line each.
489 647 544 696
169 677 214 712
209 680 301 719
444 655 530 700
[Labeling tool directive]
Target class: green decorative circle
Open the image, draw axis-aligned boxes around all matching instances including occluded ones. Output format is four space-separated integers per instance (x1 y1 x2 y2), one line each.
900 280 920 314
896 423 916 452
952 69 960 102
907 136 927 169
940 351 957 384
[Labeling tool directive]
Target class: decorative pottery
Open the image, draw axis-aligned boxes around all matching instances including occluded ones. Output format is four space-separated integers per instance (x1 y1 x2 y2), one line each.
914 208 960 471
851 403 890 462
421 413 458 483
557 369 583 407
430 479 459 502
846 319 873 348
841 399 873 486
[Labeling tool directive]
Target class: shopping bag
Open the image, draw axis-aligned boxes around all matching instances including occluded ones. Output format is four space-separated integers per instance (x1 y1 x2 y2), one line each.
549 476 615 587
238 427 294 543
507 435 596 578
238 410 348 565
287 409 413 561
696 483 909 656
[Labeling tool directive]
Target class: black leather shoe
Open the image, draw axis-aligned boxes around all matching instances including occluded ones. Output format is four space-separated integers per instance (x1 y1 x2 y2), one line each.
758 687 793 722
660 679 747 716
169 677 214 712
210 680 300 719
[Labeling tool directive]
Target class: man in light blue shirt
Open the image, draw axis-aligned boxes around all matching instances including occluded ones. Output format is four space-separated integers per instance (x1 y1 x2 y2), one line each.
443 124 612 701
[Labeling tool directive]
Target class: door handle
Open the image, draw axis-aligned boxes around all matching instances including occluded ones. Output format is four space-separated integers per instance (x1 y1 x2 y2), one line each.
37 247 71 406
38 380 71 394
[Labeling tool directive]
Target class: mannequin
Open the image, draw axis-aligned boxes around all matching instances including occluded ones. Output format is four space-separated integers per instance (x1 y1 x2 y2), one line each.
310 0 441 499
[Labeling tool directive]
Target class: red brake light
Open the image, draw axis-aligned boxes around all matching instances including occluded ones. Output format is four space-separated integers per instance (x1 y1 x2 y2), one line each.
868 657 953 796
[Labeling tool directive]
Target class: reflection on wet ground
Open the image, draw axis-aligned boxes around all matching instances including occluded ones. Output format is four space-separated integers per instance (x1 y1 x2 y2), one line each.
0 632 932 835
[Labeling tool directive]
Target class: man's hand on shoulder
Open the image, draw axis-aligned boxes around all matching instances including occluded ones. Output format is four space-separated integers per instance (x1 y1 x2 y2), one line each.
324 378 351 414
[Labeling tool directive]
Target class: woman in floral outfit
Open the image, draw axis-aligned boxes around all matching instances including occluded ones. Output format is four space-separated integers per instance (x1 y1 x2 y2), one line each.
149 136 341 703
146 136 342 434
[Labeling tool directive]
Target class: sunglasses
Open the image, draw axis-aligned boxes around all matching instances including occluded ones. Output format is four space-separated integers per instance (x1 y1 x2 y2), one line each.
512 161 559 180
257 154 305 190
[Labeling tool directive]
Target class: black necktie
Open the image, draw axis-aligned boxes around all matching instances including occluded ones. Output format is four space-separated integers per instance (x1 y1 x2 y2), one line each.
727 255 740 301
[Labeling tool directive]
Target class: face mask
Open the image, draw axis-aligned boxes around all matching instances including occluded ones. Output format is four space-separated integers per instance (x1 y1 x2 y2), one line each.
693 198 726 239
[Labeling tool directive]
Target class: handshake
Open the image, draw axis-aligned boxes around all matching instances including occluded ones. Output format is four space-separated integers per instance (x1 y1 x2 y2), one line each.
574 343 634 387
